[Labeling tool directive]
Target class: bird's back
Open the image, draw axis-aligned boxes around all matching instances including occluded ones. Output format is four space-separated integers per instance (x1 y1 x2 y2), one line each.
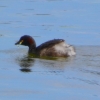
36 39 75 57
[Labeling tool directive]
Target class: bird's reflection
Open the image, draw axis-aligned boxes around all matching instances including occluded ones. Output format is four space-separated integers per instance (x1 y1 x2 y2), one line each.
16 55 35 73
16 53 75 73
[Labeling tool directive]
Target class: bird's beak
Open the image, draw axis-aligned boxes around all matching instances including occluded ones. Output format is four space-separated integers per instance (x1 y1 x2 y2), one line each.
15 40 23 45
15 41 19 45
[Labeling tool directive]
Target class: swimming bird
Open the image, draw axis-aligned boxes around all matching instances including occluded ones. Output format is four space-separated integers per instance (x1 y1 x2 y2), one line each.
15 35 76 57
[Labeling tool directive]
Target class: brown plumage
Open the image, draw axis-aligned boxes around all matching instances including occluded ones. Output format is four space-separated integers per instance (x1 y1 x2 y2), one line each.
15 35 76 57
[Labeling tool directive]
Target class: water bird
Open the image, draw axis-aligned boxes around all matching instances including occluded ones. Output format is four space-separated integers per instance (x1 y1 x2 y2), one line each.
15 35 76 57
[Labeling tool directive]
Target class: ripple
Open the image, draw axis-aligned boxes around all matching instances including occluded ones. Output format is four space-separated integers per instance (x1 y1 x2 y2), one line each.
0 22 11 24
35 13 50 16
0 6 7 8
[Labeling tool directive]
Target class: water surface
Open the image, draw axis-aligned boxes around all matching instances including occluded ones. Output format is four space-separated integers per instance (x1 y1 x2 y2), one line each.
0 0 100 100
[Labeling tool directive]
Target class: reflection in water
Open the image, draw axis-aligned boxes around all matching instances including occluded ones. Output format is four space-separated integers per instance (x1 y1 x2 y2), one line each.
39 56 75 68
15 53 75 73
16 55 35 72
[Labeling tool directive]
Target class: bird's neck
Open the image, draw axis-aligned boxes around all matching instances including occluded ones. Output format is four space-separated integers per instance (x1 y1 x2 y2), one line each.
28 44 36 54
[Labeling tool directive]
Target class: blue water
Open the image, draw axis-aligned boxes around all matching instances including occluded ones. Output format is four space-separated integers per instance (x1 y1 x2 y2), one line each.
0 0 100 100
